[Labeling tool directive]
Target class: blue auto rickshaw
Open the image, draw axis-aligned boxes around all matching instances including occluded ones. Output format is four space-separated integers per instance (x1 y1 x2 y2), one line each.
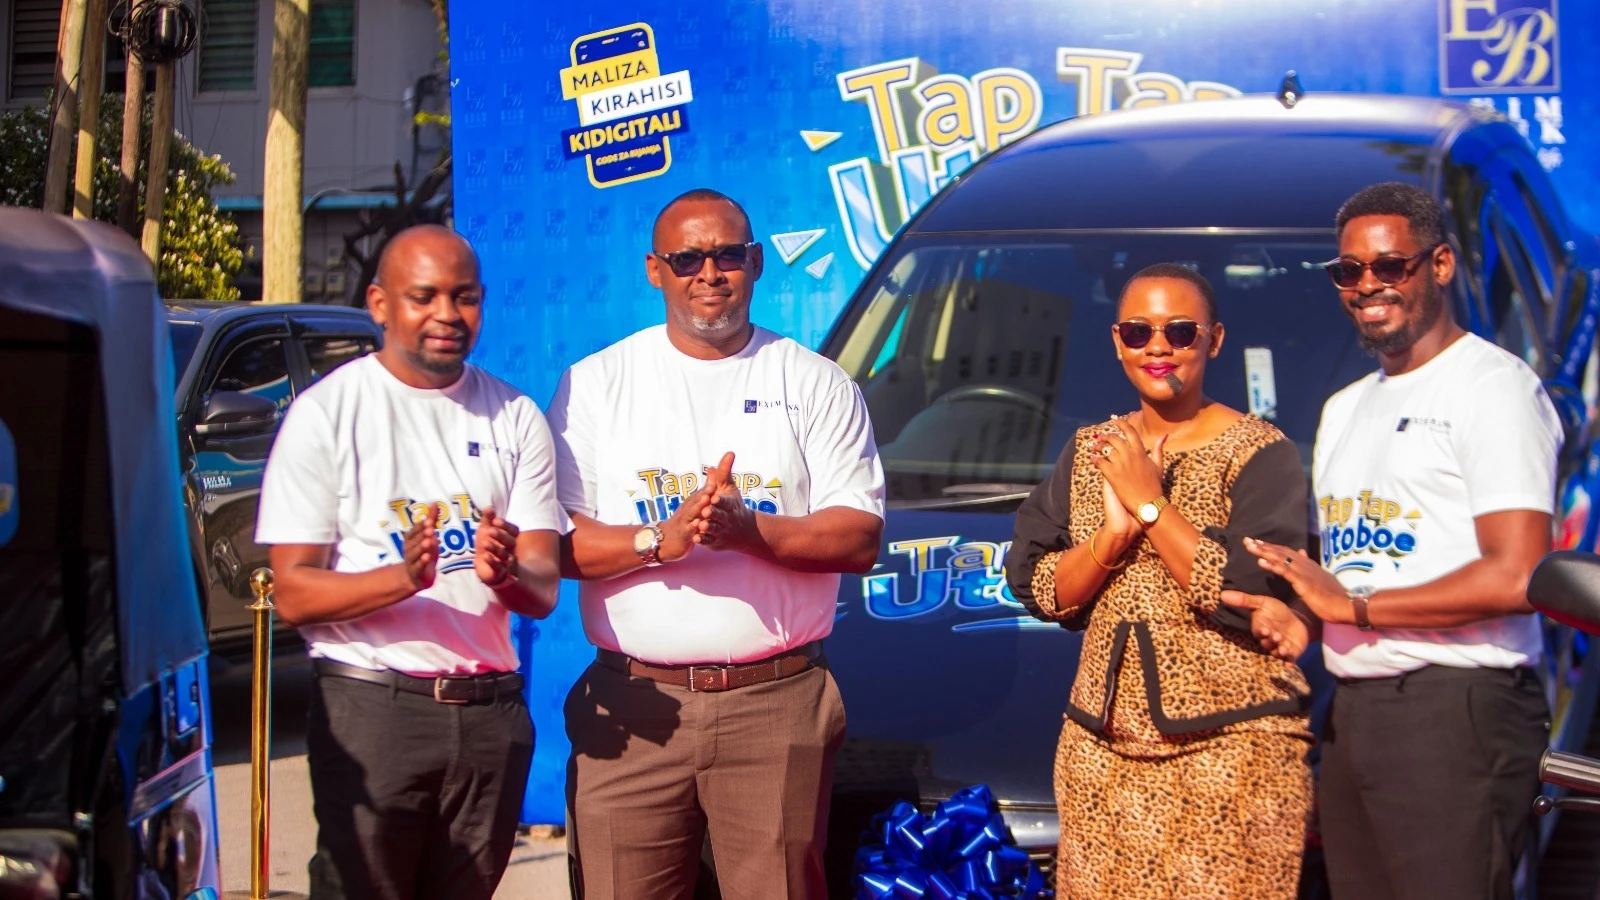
0 207 221 899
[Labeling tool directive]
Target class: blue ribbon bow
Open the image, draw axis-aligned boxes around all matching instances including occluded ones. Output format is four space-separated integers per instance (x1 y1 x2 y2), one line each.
852 785 1052 900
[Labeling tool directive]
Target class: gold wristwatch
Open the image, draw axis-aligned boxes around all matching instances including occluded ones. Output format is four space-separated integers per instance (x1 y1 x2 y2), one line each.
1136 496 1169 526
633 524 664 567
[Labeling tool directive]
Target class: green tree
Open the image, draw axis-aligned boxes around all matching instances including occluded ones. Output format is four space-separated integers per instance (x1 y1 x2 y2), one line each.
0 94 245 300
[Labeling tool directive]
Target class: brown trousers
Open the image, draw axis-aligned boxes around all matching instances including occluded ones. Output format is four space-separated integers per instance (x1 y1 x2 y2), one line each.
564 659 846 900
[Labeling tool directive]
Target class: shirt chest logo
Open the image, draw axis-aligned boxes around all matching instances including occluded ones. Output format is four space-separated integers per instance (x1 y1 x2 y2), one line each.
1396 417 1451 433
466 439 515 464
744 398 801 415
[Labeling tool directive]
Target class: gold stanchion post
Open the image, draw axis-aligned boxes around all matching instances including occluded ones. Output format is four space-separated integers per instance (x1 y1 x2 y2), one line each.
248 568 275 900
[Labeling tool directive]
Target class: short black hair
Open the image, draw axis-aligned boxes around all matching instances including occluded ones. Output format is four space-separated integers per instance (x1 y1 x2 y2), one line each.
1335 182 1445 248
651 188 753 249
1120 262 1218 324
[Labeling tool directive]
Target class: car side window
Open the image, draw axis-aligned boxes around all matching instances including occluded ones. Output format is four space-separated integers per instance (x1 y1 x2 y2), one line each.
305 336 377 385
1439 158 1489 332
1510 168 1565 300
1486 214 1547 375
209 338 293 412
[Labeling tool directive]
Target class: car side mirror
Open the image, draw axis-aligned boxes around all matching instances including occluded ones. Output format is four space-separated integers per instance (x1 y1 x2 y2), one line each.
1545 380 1590 466
195 391 280 438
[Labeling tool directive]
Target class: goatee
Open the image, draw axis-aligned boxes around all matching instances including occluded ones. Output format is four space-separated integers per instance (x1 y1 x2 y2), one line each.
1357 280 1445 356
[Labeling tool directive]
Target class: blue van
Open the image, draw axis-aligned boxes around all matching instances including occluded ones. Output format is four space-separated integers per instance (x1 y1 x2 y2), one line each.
0 209 221 899
817 92 1600 892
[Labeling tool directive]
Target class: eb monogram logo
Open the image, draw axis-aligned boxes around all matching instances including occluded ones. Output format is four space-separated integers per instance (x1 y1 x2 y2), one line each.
1440 0 1560 94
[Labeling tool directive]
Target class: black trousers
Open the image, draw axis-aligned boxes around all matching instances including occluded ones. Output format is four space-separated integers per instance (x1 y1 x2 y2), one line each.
1319 664 1549 900
305 671 534 900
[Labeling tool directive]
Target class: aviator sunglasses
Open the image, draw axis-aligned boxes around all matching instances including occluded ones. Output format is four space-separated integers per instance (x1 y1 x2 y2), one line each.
1114 320 1209 350
652 241 758 277
1322 244 1442 289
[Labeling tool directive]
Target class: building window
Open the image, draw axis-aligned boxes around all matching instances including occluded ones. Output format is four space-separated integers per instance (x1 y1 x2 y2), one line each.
199 0 258 93
9 0 62 100
10 0 153 101
308 0 354 88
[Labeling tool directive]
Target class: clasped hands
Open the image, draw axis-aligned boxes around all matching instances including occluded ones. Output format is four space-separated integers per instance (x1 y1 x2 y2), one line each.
1088 419 1315 664
1086 418 1169 553
647 450 757 564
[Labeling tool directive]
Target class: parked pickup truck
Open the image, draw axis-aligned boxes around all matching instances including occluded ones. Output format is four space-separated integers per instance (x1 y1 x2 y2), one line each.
165 301 381 654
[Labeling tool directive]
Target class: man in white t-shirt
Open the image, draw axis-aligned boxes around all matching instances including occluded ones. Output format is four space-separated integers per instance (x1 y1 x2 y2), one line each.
548 189 886 899
255 225 568 900
1224 183 1558 899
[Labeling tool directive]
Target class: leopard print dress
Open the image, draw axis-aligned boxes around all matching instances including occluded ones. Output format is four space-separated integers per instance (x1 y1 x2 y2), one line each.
1008 414 1314 900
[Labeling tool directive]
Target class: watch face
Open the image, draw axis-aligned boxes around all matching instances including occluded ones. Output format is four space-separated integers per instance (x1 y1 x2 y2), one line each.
1138 502 1158 524
633 526 656 554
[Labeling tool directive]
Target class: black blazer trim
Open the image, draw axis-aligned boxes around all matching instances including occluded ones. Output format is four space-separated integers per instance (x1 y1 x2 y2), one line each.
1064 619 1309 738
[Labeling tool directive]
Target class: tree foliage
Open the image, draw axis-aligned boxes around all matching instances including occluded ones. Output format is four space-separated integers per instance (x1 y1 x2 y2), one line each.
0 95 245 300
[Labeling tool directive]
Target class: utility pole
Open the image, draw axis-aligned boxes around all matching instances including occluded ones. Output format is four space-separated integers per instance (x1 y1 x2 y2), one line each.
139 60 174 263
117 17 146 236
262 0 310 304
72 0 108 219
43 0 89 214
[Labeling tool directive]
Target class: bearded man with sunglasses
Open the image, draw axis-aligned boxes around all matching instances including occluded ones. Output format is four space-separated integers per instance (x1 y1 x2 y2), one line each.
548 188 885 899
1226 182 1560 899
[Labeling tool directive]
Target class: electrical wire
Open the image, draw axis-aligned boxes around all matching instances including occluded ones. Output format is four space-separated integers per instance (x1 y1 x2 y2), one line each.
122 0 199 64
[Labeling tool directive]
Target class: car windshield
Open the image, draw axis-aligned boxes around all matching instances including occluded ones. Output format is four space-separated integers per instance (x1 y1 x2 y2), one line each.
169 321 203 381
825 234 1377 509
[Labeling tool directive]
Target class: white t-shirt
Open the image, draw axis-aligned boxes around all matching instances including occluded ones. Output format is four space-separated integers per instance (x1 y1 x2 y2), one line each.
255 355 571 675
1313 333 1561 678
548 325 886 666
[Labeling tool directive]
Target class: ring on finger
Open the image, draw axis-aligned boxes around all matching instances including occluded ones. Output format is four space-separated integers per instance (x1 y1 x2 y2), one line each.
1100 444 1113 458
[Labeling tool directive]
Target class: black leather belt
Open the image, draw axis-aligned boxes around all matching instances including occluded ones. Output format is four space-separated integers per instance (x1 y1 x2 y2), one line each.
313 658 524 705
596 642 823 692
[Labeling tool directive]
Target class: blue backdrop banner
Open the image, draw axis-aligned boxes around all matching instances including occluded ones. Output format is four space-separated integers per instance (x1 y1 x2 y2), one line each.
449 0 1599 825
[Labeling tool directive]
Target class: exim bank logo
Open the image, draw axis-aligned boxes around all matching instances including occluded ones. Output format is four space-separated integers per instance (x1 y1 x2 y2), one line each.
1439 0 1559 94
558 23 694 188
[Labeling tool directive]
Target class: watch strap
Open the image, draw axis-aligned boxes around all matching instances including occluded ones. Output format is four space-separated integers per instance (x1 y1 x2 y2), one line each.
1349 587 1375 631
1139 496 1170 524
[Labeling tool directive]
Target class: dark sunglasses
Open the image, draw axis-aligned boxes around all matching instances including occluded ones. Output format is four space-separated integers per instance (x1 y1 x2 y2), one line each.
1322 244 1442 289
652 242 758 277
1114 320 1208 350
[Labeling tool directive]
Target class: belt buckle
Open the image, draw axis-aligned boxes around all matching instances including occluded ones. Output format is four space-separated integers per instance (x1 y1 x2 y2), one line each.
688 665 728 692
433 676 470 705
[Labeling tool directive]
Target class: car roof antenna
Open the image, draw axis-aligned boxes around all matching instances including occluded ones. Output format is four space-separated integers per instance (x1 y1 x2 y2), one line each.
1277 71 1305 109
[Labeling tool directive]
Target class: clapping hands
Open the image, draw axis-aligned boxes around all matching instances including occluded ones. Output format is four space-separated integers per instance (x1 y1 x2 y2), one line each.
696 451 759 552
654 451 747 562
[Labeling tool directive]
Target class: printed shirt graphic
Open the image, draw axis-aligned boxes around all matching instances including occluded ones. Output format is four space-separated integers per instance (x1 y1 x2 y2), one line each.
548 325 886 665
1312 334 1560 678
255 356 571 675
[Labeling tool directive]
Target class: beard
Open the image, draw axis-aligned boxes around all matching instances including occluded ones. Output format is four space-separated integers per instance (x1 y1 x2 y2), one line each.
674 301 749 344
1357 278 1446 355
692 310 736 333
403 344 469 378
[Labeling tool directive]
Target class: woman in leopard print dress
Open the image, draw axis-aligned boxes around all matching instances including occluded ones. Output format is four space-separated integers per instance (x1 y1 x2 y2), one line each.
1005 264 1316 899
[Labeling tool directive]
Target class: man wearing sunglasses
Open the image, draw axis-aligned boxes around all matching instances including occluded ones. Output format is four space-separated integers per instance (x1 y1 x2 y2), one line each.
1226 182 1559 899
548 188 886 899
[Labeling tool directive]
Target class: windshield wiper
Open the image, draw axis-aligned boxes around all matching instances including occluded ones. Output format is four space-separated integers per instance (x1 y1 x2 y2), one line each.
888 482 1037 511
